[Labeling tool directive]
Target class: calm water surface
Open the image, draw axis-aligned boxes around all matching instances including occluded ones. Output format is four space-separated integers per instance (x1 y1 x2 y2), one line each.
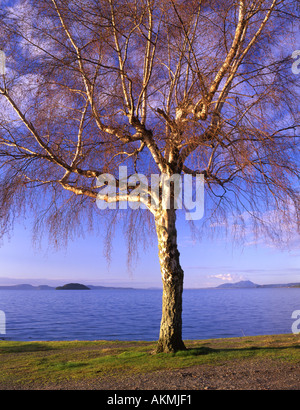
0 288 299 341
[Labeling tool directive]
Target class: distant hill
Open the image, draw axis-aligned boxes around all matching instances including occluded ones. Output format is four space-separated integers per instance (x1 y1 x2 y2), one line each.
88 285 135 290
0 283 133 290
0 284 55 290
37 285 55 290
217 280 259 289
56 283 90 290
216 280 300 289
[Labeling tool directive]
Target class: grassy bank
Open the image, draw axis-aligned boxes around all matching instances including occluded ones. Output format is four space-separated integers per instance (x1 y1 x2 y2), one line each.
0 334 300 389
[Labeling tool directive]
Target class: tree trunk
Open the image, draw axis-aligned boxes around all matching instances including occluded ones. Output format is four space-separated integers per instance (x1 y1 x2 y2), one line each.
155 208 186 353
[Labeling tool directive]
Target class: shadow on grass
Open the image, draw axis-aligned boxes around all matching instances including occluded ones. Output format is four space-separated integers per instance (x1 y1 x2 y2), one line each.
173 344 300 358
174 347 217 357
0 342 55 353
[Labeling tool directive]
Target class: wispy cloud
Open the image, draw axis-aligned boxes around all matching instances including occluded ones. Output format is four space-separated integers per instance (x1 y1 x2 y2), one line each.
208 273 246 282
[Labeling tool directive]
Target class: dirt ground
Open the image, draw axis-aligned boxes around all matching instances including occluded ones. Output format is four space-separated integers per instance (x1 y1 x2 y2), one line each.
63 359 300 390
3 358 300 390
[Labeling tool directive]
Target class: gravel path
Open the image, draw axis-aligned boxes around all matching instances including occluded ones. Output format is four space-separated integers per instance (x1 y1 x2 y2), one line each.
3 358 299 390
71 359 300 390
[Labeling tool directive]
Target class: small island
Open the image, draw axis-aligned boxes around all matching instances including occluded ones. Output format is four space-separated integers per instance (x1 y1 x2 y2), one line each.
55 283 90 290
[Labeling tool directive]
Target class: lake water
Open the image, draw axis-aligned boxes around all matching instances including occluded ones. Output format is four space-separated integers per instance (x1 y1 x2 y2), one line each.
0 288 300 341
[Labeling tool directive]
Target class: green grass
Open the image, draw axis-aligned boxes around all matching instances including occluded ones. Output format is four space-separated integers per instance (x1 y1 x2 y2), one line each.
1 334 300 388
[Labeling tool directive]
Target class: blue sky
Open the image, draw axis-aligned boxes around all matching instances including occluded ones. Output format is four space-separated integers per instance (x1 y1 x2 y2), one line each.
0 209 299 289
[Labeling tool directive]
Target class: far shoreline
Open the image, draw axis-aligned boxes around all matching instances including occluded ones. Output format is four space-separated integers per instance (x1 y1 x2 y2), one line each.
1 279 300 290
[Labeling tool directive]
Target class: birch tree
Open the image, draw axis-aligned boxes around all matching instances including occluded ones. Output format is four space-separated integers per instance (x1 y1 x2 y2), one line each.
0 0 299 352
